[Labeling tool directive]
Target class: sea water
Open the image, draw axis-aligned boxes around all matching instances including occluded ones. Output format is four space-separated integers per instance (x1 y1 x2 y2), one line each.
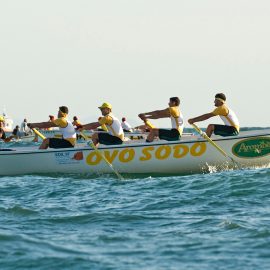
1 168 270 270
1 128 270 269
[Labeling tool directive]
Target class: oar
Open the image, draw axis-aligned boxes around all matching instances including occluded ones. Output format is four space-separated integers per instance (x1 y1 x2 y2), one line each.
191 123 239 167
32 128 46 140
80 131 124 180
144 119 155 129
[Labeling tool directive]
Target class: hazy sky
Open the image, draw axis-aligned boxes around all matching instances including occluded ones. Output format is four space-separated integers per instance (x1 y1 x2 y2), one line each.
0 1 269 128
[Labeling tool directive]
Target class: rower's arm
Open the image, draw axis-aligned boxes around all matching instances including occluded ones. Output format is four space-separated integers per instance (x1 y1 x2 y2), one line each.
188 113 215 124
82 122 100 130
28 122 58 129
139 108 170 120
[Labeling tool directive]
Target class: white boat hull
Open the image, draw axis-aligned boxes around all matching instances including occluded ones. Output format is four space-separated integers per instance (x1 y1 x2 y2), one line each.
0 130 270 176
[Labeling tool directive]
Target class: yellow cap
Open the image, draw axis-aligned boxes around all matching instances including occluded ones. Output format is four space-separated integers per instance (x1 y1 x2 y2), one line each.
98 102 112 110
0 116 4 122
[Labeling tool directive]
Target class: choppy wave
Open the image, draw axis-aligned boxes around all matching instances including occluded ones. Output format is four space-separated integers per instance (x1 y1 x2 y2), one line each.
1 168 270 269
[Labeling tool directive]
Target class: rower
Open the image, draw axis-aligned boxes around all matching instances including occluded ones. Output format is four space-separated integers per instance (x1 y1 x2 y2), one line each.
80 102 124 147
72 116 84 140
12 125 20 139
0 117 7 141
138 96 184 142
188 93 240 137
121 117 133 132
0 117 12 142
72 116 82 128
20 118 30 135
28 106 76 149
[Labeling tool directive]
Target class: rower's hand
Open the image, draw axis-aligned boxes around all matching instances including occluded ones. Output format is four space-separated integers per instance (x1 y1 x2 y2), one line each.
27 123 34 129
138 113 146 121
188 119 195 125
76 125 84 132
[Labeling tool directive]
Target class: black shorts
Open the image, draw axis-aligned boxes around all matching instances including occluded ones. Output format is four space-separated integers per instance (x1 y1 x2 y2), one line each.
158 129 181 141
1 133 6 140
214 125 239 137
49 138 74 149
98 133 123 145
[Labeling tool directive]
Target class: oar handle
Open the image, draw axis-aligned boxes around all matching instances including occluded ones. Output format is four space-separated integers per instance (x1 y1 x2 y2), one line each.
192 123 205 137
79 131 89 141
191 124 229 158
32 128 46 140
191 124 240 167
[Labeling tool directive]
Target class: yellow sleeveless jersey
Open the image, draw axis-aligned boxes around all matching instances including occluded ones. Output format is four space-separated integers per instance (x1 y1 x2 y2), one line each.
53 117 76 146
169 106 184 135
99 114 124 140
212 104 240 131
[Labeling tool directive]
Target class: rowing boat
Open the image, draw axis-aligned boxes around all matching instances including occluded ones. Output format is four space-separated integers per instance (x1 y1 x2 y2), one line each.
0 129 269 176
